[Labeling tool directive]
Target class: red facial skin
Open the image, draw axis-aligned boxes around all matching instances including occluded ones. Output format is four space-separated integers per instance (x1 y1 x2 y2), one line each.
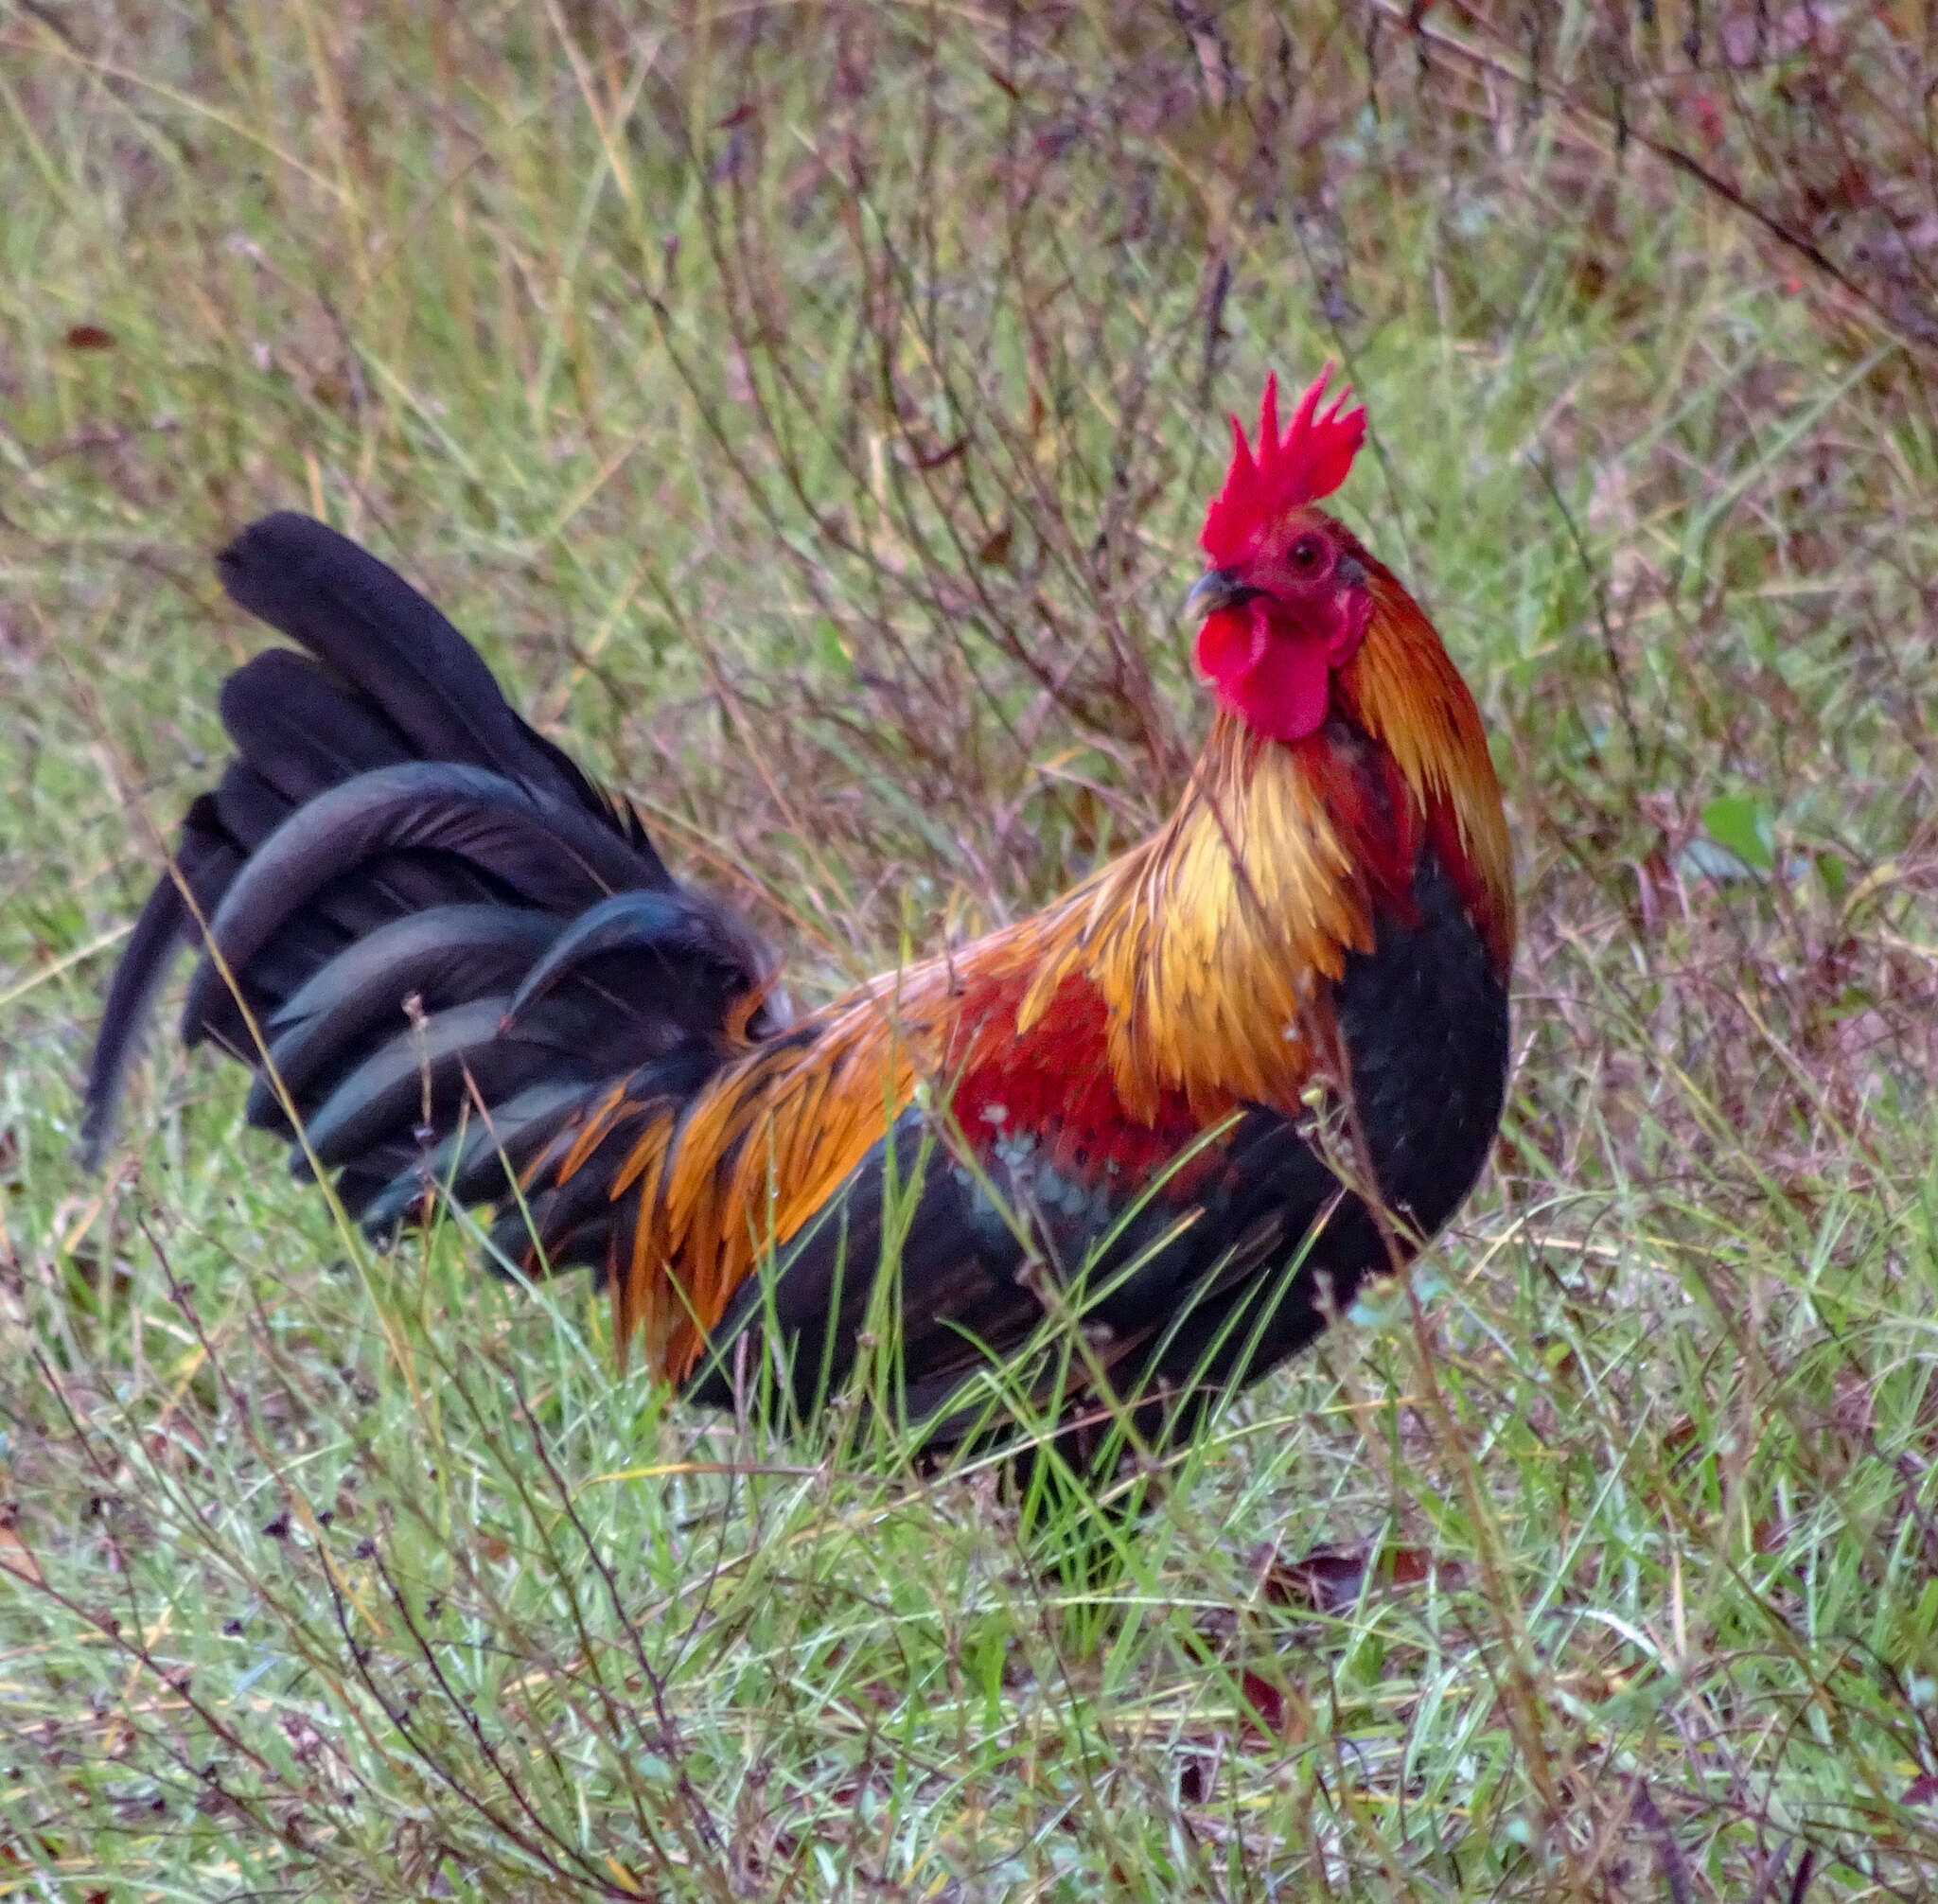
1192 514 1374 744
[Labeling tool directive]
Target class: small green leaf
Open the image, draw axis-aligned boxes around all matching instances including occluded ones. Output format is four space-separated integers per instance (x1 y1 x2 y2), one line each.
814 616 854 681
1816 851 1847 905
1700 793 1774 873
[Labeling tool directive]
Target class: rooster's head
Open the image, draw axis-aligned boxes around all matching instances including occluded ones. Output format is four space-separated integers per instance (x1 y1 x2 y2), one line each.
1188 366 1373 744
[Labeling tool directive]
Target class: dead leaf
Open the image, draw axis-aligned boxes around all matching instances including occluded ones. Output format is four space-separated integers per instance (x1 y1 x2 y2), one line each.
1238 1668 1304 1746
1260 1542 1462 1611
1240 1668 1284 1731
1264 1547 1368 1612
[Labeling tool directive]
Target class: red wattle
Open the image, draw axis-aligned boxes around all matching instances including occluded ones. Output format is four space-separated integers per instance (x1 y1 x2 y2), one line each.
1194 604 1332 742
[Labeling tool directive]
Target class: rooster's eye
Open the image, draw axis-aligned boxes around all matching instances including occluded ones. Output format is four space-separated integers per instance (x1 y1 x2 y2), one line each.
1289 537 1325 573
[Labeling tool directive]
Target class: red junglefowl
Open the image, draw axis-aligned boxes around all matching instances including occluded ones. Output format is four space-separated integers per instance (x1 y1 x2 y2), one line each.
84 368 1513 1466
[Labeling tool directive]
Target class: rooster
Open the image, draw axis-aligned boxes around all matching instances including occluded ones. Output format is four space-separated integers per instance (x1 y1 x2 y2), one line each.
83 369 1513 1462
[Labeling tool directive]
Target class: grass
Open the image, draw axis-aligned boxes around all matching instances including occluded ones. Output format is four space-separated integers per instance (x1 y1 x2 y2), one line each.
5 1 1938 1896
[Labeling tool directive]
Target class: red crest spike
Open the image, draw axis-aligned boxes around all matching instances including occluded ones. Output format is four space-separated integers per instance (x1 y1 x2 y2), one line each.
1200 364 1367 566
1227 413 1255 479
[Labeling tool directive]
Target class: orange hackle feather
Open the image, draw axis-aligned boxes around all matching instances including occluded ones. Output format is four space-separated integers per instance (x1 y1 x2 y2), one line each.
550 513 1512 1383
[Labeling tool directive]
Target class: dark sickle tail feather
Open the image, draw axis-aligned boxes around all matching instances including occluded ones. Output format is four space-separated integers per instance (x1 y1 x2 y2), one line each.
81 512 779 1276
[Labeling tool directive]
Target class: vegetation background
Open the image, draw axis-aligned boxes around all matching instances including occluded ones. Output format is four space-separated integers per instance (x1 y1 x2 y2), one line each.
5 1 1938 1896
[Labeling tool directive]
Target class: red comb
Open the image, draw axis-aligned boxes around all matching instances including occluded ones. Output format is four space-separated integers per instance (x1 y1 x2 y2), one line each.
1200 365 1366 564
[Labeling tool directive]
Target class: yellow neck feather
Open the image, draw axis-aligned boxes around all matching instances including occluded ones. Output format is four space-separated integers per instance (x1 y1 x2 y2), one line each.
1021 584 1512 1124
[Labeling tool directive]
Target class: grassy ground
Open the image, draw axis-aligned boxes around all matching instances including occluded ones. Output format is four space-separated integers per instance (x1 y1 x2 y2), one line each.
6 3 1938 1897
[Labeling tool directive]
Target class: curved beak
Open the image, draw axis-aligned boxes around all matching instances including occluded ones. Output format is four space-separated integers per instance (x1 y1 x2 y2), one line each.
1183 568 1262 624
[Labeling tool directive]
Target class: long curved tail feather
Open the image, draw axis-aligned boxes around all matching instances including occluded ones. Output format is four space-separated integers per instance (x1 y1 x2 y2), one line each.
81 513 781 1272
